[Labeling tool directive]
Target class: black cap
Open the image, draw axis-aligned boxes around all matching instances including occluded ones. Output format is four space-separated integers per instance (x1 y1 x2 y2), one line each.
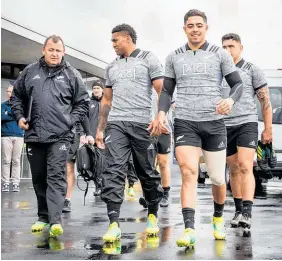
92 79 104 89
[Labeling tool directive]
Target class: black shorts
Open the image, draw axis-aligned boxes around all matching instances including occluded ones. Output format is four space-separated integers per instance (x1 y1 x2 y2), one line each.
67 135 80 163
157 134 171 154
174 118 227 151
226 122 258 157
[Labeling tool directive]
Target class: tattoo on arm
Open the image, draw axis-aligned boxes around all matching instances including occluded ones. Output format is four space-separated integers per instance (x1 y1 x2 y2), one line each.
256 87 271 111
98 104 111 132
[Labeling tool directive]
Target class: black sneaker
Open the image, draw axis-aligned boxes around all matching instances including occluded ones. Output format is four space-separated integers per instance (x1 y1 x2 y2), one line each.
139 197 148 209
160 195 169 207
256 141 270 172
62 199 71 213
266 143 277 169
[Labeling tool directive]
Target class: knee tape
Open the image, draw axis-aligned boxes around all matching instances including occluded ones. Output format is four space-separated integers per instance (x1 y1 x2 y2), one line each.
202 149 226 186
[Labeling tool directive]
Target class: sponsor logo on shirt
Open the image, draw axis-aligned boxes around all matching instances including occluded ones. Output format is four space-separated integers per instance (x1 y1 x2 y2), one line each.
117 69 136 80
183 63 207 75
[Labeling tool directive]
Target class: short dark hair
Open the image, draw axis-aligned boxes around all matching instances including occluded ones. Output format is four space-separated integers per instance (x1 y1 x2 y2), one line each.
222 33 241 44
184 9 207 24
112 24 137 44
43 35 65 49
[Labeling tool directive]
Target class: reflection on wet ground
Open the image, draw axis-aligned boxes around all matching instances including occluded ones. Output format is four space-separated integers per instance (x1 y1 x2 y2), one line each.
2 175 282 259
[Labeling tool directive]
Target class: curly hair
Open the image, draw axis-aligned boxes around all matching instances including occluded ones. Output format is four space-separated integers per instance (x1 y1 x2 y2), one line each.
112 24 137 44
184 9 207 24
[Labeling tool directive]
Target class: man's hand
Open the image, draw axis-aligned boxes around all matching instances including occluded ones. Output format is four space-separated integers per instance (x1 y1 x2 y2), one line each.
85 135 95 145
95 130 105 149
80 135 86 144
261 128 272 144
18 117 29 130
216 98 234 115
147 119 161 136
147 112 169 136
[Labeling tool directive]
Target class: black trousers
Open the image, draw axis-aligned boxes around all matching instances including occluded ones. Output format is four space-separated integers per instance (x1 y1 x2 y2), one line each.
101 121 163 207
127 155 138 186
26 140 70 225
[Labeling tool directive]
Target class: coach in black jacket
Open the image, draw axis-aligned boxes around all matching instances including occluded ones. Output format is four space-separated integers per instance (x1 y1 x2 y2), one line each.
11 35 89 237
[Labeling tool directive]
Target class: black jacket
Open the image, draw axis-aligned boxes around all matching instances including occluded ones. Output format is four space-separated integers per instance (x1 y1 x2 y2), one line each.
81 94 103 136
11 57 90 143
89 94 103 136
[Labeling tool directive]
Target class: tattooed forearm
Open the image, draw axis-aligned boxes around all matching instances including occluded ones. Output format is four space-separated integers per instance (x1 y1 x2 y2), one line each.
98 104 111 132
256 86 271 111
256 86 272 129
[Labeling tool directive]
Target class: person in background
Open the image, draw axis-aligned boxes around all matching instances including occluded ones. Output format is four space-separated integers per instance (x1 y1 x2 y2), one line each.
1 83 24 192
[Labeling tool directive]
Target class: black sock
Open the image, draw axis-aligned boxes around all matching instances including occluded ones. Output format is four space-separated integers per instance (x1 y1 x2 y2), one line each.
163 186 170 197
234 198 243 213
148 204 159 218
182 208 195 229
107 203 121 226
242 200 253 218
214 201 224 217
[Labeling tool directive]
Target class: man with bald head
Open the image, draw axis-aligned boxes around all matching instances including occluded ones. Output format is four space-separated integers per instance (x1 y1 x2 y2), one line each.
11 35 89 237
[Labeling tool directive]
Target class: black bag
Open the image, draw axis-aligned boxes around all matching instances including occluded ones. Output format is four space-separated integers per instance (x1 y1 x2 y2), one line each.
76 144 103 205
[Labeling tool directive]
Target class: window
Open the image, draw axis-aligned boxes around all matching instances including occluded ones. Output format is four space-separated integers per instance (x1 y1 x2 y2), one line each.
256 87 282 124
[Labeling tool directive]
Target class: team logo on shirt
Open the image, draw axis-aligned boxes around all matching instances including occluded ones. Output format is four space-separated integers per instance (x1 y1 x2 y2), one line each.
176 135 184 141
183 63 207 75
117 69 136 80
55 75 65 83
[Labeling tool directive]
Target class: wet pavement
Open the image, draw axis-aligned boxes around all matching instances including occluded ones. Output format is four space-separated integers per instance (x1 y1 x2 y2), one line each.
1 163 282 260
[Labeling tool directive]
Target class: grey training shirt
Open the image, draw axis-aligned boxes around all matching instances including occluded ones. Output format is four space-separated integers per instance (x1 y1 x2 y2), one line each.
165 41 237 121
105 49 164 124
222 59 267 126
